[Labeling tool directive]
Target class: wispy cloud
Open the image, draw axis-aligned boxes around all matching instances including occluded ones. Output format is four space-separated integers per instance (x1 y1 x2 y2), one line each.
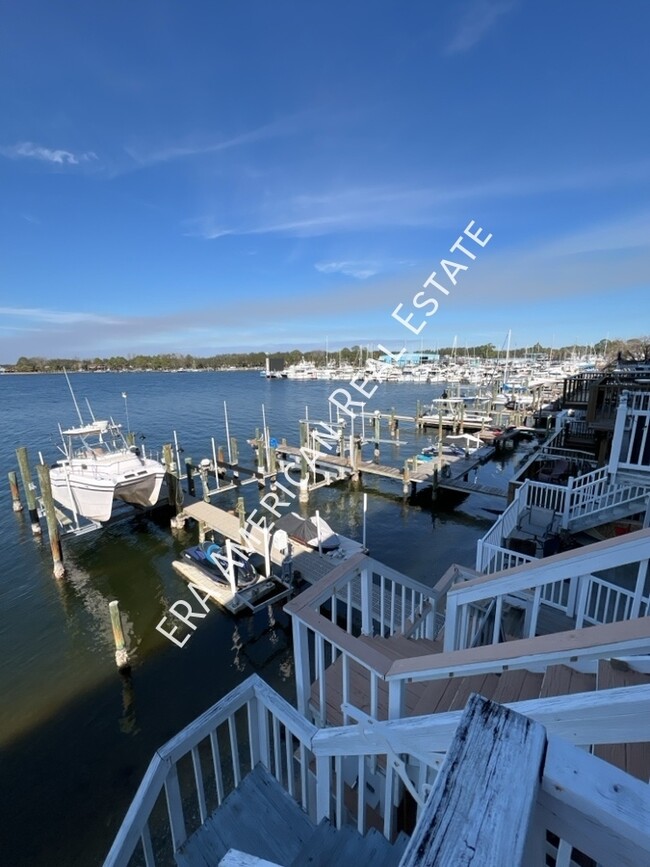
315 260 381 279
0 307 121 325
446 0 516 55
124 114 306 169
0 142 98 165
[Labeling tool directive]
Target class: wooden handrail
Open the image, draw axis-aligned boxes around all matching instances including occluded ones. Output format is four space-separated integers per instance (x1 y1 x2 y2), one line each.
386 615 650 681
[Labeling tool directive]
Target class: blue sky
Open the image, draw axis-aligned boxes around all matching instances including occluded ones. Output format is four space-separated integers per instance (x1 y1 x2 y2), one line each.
1 0 649 361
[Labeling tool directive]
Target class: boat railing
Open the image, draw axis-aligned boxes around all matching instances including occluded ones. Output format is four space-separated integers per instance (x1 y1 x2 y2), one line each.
104 673 650 867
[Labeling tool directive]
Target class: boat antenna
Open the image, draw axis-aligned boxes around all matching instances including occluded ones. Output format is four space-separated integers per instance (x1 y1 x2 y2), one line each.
64 368 84 425
85 398 97 423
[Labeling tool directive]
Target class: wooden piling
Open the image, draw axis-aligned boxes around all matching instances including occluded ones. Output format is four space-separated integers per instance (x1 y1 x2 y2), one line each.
373 414 380 460
36 463 65 578
185 457 195 497
163 443 185 530
16 446 41 534
236 497 246 528
8 471 22 511
109 600 130 670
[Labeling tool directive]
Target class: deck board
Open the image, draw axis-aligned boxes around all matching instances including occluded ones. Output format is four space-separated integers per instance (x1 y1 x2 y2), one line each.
595 659 650 781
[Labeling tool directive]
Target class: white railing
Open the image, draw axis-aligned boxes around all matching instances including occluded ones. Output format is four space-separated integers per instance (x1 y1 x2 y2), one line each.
105 677 650 867
576 574 650 628
104 676 319 867
447 530 650 652
477 479 566 573
286 554 440 724
565 468 649 528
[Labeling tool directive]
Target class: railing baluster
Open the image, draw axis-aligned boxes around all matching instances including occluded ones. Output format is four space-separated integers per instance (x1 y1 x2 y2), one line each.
228 715 241 788
346 581 352 633
342 652 350 725
317 635 325 725
191 745 208 824
357 754 366 835
380 574 386 637
299 742 308 812
209 729 225 805
285 727 295 797
272 714 282 784
390 582 396 634
164 763 187 853
335 755 343 829
140 821 156 867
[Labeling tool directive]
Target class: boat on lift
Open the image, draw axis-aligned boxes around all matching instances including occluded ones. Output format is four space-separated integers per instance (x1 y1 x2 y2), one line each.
48 374 165 523
49 419 166 523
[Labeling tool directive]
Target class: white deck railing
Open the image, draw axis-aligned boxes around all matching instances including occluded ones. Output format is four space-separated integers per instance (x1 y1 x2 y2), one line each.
610 390 650 477
449 529 650 651
285 553 440 724
104 674 650 867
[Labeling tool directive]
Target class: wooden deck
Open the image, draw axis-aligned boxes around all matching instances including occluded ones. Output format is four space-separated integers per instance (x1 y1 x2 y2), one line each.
310 630 650 781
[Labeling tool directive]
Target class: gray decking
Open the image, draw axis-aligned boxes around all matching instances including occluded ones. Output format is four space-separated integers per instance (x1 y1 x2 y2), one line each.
175 763 408 867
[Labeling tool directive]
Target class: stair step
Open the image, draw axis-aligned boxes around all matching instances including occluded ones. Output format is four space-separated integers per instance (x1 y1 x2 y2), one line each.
594 660 650 782
490 669 544 704
539 665 596 698
177 764 315 867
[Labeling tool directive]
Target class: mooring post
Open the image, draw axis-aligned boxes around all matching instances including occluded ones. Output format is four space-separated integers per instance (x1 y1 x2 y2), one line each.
236 496 246 528
403 458 411 496
8 471 22 511
299 421 309 501
230 438 239 479
459 401 465 435
109 600 130 671
36 463 65 577
373 413 380 460
432 467 439 502
198 463 210 502
185 457 195 497
163 443 185 530
390 408 396 437
16 446 41 534
415 400 422 430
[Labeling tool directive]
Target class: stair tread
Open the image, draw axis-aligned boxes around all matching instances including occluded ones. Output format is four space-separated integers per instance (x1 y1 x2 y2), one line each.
539 664 596 698
594 660 650 782
177 764 314 867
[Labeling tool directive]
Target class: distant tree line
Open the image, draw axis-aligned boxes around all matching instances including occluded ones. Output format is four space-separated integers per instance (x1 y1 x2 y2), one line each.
3 337 649 373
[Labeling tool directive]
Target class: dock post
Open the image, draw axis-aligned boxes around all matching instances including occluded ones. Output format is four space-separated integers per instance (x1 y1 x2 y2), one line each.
36 463 65 577
16 446 41 534
373 413 380 460
459 401 465 435
163 444 185 530
389 408 396 437
403 459 411 496
432 467 439 503
237 497 246 528
109 600 130 671
299 421 309 501
8 471 22 511
198 463 210 502
416 401 422 430
185 457 195 496
230 438 239 479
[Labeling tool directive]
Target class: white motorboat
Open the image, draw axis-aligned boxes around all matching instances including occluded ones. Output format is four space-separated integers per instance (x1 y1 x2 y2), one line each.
49 419 165 523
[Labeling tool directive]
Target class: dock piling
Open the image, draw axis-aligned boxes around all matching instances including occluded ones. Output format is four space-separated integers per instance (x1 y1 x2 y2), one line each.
185 457 195 496
8 471 22 511
36 463 65 578
16 446 41 534
109 600 130 671
163 443 186 530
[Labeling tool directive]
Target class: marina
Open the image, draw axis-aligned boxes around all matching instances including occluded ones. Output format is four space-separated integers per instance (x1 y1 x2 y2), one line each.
3 363 650 866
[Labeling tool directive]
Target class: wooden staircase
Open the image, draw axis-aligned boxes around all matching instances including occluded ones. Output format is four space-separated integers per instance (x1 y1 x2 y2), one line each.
176 763 409 867
311 635 650 782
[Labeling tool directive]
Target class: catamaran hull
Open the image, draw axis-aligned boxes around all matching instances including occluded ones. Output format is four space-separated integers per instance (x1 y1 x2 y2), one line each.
49 467 165 522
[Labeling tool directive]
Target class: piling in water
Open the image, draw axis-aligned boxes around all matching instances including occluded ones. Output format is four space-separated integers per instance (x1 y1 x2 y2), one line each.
109 600 130 670
8 471 22 512
36 463 65 578
16 446 41 534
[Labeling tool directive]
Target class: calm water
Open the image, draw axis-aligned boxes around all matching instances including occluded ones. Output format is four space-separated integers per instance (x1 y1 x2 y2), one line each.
0 372 533 865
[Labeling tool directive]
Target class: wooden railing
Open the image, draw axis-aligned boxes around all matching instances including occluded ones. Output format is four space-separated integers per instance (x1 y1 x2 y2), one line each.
285 553 440 724
105 673 650 867
448 530 650 651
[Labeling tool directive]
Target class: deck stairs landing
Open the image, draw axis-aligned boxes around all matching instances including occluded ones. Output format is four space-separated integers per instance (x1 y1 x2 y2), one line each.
176 763 408 867
312 634 650 781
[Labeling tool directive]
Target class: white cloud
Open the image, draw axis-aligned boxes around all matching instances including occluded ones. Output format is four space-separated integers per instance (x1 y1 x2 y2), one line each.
315 260 381 279
446 0 516 55
0 307 121 325
0 142 98 165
